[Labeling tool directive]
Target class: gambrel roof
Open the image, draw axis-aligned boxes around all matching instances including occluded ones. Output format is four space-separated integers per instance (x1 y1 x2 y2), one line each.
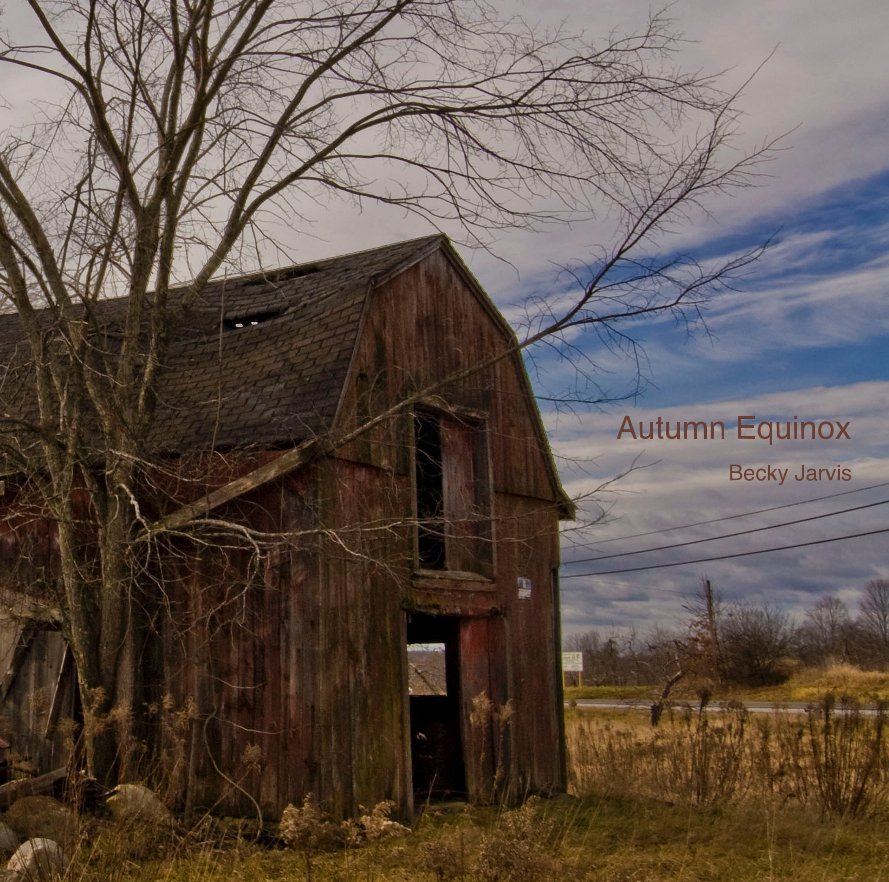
0 236 571 513
0 237 438 454
149 236 443 452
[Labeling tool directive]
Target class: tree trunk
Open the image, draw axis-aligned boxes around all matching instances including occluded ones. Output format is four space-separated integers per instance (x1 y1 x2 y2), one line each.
56 471 141 787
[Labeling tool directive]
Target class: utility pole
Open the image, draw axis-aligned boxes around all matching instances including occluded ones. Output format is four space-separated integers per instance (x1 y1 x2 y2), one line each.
704 579 723 687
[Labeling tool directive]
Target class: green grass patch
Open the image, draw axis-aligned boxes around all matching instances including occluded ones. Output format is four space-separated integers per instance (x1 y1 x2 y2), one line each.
564 684 654 701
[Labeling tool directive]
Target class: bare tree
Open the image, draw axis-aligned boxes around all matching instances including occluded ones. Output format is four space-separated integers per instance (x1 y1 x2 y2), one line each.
859 579 889 667
720 603 793 687
682 577 724 686
0 0 770 783
797 595 853 665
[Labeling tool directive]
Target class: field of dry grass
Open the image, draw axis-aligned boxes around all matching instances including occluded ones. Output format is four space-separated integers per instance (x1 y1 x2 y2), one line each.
66 787 889 882
56 695 889 882
568 698 889 814
773 663 889 702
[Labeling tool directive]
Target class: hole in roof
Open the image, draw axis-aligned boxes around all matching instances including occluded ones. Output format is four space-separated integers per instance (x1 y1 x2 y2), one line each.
222 309 284 331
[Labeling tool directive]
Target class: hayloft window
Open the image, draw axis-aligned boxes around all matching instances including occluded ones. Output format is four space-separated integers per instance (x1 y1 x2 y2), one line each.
413 410 492 577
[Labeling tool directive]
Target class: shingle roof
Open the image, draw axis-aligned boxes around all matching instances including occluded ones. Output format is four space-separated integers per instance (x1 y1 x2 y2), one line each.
0 235 443 456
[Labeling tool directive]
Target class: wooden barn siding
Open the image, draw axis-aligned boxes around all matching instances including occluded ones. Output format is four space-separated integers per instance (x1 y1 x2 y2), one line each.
458 615 501 801
158 460 413 820
0 488 77 771
493 492 565 795
0 624 74 771
331 251 565 806
317 457 412 818
157 471 323 818
362 254 563 789
0 247 564 818
337 250 559 506
312 457 565 815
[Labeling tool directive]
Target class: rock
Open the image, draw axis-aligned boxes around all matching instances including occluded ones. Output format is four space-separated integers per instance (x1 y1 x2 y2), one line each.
0 823 17 855
105 784 174 828
6 838 68 880
3 798 78 850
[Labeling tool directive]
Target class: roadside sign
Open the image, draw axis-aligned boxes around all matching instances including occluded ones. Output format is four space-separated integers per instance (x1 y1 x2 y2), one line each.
562 651 583 673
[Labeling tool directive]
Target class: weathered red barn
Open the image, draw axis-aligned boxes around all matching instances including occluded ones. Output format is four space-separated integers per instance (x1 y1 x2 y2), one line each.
0 236 571 819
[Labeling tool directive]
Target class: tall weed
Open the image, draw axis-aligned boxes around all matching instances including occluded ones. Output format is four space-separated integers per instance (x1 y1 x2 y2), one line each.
566 695 889 817
804 695 887 817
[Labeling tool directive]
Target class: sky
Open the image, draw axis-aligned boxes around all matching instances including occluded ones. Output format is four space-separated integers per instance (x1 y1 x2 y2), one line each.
1 0 887 638
294 0 889 638
521 0 889 637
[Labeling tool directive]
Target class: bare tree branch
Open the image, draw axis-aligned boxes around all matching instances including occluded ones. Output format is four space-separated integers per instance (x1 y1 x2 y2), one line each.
0 0 774 785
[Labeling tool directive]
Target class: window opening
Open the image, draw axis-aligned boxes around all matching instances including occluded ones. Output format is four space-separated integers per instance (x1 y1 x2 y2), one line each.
407 642 446 696
414 413 445 569
413 409 493 576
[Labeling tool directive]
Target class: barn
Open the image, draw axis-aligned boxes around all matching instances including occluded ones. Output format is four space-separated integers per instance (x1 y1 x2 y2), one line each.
0 235 571 819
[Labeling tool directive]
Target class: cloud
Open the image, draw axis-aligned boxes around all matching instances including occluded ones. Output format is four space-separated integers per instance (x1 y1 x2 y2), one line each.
3 0 885 642
467 0 889 295
555 382 889 635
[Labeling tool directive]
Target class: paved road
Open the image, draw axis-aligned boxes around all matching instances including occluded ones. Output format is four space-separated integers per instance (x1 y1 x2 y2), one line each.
569 698 882 715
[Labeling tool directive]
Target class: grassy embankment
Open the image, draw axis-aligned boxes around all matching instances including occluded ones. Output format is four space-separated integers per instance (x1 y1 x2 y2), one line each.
564 662 889 704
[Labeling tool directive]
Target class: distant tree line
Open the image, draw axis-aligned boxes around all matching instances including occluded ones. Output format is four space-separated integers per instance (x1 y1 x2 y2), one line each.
565 578 889 689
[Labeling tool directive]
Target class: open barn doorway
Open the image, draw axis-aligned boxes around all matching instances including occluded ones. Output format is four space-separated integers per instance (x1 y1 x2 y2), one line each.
406 614 466 800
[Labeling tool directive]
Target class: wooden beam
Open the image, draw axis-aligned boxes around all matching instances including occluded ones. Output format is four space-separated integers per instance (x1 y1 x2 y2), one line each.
142 437 324 537
0 767 67 810
44 643 74 739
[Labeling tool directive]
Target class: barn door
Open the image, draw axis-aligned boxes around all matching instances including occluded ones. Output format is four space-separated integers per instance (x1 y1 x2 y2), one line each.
0 623 80 773
406 614 466 799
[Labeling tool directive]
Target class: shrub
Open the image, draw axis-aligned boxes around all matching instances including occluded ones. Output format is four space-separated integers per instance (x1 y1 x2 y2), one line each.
804 695 887 817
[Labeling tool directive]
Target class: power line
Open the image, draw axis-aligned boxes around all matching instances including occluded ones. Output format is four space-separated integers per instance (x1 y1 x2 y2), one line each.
561 526 889 577
565 498 889 564
567 480 889 547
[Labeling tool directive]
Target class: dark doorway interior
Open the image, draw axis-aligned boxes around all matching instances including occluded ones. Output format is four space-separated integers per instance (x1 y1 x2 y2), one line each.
407 614 466 800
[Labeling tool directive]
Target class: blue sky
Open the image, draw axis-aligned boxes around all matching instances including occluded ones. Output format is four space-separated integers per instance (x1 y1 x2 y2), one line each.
287 0 889 638
587 166 889 406
172 0 889 635
491 0 889 636
542 156 889 634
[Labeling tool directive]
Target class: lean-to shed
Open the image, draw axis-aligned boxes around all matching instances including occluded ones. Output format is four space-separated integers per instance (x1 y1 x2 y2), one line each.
0 235 571 819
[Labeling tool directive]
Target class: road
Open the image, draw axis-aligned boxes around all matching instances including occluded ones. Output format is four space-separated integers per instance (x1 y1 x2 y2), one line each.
569 698 882 715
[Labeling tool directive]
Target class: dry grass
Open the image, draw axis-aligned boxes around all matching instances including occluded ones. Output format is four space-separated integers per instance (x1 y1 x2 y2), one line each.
54 698 889 882
567 697 889 816
567 663 889 705
782 664 889 702
61 790 889 882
